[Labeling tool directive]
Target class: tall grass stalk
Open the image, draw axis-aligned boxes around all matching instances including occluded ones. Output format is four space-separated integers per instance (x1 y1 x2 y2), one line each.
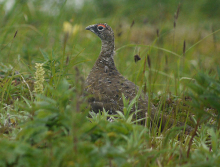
147 55 151 130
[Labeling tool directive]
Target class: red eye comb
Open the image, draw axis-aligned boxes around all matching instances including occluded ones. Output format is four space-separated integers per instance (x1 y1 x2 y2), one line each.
97 24 106 28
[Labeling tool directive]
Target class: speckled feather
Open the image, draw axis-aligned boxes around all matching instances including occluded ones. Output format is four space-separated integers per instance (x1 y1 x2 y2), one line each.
85 23 193 133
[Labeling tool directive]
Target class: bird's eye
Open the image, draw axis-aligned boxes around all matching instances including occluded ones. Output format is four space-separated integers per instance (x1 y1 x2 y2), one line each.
98 26 104 31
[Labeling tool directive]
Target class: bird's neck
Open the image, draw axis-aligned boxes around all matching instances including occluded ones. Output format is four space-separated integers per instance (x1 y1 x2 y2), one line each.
95 39 116 68
100 40 115 58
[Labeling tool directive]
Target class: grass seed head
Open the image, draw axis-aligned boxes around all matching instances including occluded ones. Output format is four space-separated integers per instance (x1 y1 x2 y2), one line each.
34 63 45 94
134 54 141 63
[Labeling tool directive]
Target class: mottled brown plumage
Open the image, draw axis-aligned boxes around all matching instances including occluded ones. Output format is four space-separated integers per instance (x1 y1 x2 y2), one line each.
85 23 192 133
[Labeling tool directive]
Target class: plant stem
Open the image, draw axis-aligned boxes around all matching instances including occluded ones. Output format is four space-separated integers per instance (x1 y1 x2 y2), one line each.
187 118 200 158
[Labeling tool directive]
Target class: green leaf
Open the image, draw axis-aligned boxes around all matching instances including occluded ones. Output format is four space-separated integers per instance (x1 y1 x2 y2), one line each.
209 128 219 153
39 48 49 61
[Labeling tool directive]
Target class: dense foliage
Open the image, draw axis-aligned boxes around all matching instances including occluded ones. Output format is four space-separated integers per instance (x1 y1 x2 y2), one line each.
0 0 220 166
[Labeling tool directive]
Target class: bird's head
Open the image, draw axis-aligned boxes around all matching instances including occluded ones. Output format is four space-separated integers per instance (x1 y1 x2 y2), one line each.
85 23 114 42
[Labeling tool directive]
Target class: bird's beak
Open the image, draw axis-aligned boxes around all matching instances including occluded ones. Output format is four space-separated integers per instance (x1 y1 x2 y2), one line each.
85 25 94 30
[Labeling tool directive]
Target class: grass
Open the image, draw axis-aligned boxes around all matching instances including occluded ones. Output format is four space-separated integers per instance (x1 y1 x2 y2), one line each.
0 0 220 166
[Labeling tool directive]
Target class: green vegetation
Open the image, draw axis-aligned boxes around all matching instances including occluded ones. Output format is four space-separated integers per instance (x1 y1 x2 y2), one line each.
0 0 220 166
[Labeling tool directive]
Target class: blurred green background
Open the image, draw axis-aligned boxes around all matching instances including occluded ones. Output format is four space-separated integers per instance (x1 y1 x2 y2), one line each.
0 0 220 93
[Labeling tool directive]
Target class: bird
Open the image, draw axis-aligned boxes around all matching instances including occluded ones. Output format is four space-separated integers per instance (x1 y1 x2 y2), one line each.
85 23 192 133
